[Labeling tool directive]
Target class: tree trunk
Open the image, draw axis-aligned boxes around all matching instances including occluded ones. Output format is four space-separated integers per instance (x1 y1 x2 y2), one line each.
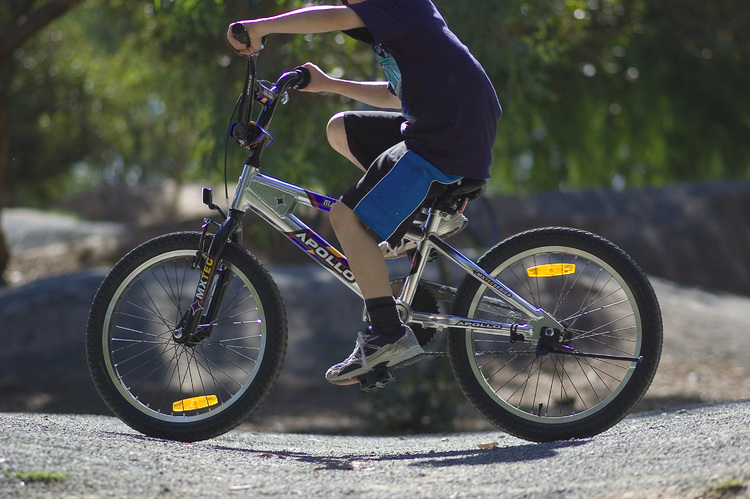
0 67 10 285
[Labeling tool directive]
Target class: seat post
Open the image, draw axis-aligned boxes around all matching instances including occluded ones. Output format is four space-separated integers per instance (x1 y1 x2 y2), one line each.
398 211 441 306
423 206 446 236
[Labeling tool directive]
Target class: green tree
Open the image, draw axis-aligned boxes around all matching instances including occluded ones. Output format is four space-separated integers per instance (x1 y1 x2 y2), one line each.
5 0 374 208
436 0 750 192
5 0 750 243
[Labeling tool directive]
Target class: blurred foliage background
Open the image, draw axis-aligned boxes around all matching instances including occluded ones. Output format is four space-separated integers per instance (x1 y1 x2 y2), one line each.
2 0 749 204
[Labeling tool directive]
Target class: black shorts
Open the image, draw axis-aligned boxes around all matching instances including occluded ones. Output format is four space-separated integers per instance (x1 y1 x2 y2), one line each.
343 111 406 169
339 111 461 245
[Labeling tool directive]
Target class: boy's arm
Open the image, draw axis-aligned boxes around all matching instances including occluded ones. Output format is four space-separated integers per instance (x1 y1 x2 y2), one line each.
228 6 365 55
300 63 401 110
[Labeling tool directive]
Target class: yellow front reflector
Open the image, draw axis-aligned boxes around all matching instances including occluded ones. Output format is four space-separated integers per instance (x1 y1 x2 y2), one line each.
173 395 218 412
526 263 576 278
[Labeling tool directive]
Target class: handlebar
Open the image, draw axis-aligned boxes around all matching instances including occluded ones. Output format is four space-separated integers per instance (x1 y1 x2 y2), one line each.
230 23 252 48
229 26 310 156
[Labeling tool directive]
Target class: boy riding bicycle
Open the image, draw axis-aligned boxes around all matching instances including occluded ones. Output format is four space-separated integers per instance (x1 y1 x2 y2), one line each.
228 0 501 386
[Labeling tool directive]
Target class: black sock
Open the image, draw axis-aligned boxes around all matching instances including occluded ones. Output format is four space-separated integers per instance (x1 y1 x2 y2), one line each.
365 296 403 336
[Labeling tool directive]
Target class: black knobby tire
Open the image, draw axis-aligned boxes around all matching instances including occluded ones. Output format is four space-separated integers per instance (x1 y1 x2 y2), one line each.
86 232 288 442
448 227 662 442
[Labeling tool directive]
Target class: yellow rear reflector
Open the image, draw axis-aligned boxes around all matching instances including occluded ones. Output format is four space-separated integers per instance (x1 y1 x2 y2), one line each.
526 263 576 278
173 395 218 412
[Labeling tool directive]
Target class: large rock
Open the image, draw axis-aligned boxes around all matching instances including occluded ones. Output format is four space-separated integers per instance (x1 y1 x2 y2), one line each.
475 180 750 295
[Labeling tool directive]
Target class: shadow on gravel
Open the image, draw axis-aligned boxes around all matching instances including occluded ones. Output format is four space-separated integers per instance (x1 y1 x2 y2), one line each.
634 395 705 412
405 441 590 468
205 439 590 468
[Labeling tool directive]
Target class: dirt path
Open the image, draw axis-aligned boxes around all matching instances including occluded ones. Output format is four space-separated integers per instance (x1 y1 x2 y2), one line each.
2 402 750 498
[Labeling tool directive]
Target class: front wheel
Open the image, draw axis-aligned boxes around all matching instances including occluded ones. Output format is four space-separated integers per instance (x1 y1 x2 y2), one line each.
86 232 287 442
448 227 662 442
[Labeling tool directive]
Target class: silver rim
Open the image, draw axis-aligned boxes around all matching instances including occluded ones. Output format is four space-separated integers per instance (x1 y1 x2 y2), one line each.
465 245 642 423
102 249 267 423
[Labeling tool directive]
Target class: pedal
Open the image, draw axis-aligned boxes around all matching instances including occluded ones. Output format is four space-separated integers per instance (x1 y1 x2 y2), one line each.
357 363 395 391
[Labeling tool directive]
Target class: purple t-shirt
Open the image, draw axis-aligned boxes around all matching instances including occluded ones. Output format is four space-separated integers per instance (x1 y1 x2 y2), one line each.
345 0 502 179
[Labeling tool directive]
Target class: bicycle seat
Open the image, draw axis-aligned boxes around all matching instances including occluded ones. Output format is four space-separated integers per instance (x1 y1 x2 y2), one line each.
429 178 486 215
442 178 486 201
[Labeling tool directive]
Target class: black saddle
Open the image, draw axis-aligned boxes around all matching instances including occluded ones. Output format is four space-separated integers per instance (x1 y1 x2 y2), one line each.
430 178 486 212
443 178 486 201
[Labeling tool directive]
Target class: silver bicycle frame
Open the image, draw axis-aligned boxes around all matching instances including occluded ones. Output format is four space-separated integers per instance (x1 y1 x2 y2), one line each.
232 166 359 297
231 166 561 341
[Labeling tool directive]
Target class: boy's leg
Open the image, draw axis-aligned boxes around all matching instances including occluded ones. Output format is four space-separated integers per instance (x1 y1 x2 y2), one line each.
325 143 460 385
329 202 392 300
328 111 467 260
328 201 423 385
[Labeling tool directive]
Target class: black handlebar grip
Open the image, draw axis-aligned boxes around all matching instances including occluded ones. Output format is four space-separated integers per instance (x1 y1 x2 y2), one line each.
231 23 251 46
294 66 312 90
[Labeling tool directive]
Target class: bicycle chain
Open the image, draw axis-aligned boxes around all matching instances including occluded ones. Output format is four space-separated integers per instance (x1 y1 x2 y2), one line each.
423 350 538 357
423 351 449 357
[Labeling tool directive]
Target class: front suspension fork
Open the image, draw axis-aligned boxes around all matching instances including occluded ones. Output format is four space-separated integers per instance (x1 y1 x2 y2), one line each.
173 209 245 343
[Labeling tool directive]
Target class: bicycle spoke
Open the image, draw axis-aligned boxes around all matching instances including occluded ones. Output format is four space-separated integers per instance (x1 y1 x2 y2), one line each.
88 236 286 432
449 227 661 440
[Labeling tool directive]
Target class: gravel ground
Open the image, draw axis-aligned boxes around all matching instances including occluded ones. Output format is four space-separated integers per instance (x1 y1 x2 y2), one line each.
1 402 750 498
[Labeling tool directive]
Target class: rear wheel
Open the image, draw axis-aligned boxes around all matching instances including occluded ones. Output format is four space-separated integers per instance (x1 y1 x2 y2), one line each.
86 232 287 442
448 227 662 442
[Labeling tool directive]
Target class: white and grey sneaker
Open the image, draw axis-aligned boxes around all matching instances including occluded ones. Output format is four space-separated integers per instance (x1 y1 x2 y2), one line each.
380 211 468 259
325 325 424 385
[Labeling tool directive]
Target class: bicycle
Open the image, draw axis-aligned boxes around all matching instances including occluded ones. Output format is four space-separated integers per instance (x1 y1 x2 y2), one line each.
86 31 663 443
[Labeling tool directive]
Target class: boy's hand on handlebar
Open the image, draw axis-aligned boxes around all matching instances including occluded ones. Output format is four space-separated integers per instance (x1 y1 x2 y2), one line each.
227 21 264 55
297 62 332 93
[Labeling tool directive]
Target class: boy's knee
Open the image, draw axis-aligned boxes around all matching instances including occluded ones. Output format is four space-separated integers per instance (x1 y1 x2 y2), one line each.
326 112 347 152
